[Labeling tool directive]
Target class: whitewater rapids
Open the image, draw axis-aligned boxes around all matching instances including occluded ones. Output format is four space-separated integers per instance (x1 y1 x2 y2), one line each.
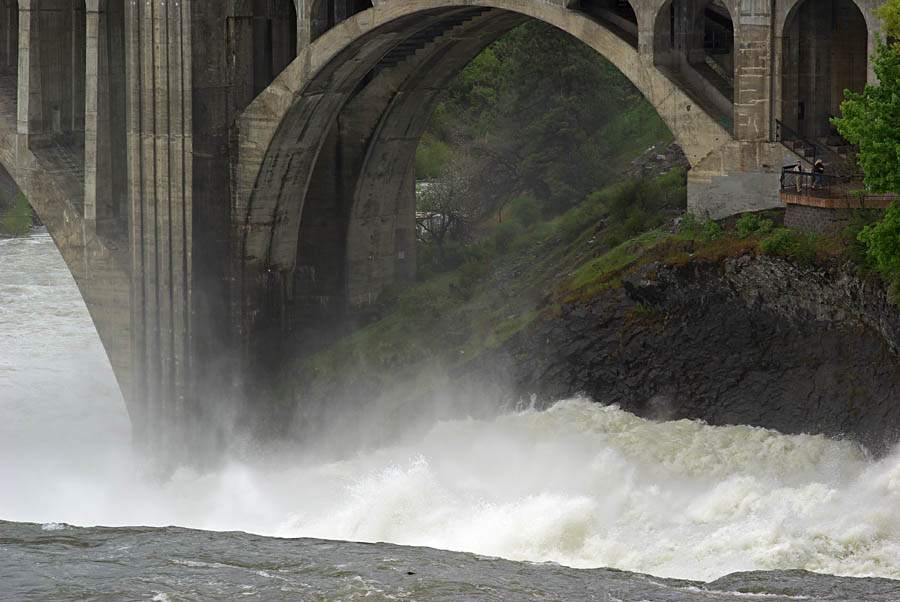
3 232 900 583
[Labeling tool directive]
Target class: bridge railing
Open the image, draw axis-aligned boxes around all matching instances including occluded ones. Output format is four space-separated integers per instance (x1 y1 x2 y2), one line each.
780 166 899 209
775 119 857 179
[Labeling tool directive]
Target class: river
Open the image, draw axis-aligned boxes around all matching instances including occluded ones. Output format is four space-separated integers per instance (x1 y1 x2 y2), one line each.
2 231 900 601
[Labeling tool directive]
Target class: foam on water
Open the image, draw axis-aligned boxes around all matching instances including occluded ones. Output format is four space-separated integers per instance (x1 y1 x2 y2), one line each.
4 233 900 582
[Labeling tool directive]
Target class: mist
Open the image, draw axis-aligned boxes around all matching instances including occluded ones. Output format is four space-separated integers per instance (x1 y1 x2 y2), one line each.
8 233 900 584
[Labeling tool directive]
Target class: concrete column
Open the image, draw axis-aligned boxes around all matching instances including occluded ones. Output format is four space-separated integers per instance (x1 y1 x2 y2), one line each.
125 0 193 456
295 0 310 48
16 1 41 140
733 0 772 141
85 0 127 226
84 1 100 221
0 0 16 75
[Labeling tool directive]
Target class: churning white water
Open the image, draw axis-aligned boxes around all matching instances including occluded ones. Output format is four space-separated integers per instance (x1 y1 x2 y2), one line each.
4 232 900 582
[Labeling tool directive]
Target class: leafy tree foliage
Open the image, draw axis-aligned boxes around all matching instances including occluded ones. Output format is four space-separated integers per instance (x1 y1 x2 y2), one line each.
858 202 900 302
833 0 900 302
879 0 900 48
833 1 900 195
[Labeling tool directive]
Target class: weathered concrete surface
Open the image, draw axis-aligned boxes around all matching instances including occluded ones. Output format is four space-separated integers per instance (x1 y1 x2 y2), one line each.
0 0 890 455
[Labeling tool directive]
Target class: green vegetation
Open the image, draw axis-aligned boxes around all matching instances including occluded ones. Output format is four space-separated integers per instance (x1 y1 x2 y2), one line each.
735 212 773 238
856 202 900 302
832 34 900 195
831 1 900 301
417 21 673 220
0 189 33 236
878 0 900 50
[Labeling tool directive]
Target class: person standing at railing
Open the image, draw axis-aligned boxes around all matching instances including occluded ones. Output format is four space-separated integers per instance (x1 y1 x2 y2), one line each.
793 160 802 192
813 159 825 188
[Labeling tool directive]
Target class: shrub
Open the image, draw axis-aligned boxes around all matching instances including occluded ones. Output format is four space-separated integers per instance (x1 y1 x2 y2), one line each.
858 200 900 281
490 219 524 255
679 212 700 236
760 228 817 263
702 218 722 239
415 134 451 180
416 240 468 279
508 193 541 226
558 195 607 243
454 254 492 299
736 213 760 237
0 191 33 236
759 228 796 255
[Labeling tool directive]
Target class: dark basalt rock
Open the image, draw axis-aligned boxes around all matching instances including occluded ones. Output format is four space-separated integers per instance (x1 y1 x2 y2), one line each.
489 255 900 456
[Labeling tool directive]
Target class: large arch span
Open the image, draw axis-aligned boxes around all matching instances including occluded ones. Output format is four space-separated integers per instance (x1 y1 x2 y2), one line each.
231 0 734 363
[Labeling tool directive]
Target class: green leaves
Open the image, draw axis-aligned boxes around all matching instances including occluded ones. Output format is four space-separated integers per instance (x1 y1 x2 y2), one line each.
858 200 900 278
834 37 900 195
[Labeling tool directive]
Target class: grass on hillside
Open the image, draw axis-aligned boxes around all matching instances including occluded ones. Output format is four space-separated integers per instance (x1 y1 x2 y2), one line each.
0 190 33 236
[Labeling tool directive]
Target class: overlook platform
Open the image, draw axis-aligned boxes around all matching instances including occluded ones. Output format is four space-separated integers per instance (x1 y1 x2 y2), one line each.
781 170 898 234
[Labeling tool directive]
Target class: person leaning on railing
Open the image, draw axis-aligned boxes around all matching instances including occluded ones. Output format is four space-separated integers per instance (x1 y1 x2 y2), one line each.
813 159 825 188
782 161 798 192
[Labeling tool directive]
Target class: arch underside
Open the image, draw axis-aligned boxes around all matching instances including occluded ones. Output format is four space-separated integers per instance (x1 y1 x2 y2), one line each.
234 0 728 356
232 0 733 364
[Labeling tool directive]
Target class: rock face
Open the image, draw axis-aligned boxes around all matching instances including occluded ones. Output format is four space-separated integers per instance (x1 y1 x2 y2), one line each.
496 255 900 456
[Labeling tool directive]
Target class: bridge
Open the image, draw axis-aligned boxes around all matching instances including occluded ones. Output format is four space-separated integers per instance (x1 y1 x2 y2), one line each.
0 0 887 454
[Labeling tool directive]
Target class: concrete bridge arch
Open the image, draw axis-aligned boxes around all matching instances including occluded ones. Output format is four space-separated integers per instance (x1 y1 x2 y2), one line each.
0 0 891 458
232 0 743 366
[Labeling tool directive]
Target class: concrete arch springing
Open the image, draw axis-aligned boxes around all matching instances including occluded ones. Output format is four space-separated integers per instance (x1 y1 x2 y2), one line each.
779 0 868 141
232 0 729 365
578 0 639 48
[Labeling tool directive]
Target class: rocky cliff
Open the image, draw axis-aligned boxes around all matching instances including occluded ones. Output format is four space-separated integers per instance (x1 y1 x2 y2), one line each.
492 255 900 456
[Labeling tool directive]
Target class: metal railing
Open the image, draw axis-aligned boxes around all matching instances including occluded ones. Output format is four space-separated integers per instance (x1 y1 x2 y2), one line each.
780 167 854 198
780 166 899 208
775 119 856 178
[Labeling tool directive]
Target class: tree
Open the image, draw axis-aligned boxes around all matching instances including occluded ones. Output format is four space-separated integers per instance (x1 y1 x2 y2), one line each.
880 0 900 47
415 157 477 251
833 0 900 194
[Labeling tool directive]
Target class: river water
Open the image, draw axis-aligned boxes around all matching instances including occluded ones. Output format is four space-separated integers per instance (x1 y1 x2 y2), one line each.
3 231 900 601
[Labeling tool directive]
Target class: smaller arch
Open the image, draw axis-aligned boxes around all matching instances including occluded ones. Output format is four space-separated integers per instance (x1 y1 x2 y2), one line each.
779 0 867 143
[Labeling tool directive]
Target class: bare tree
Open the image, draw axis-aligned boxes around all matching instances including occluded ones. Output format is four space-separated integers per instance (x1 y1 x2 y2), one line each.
416 156 480 251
